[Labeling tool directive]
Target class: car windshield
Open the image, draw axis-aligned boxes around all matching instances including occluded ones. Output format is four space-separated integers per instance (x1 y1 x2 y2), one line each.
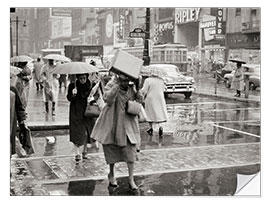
155 66 180 76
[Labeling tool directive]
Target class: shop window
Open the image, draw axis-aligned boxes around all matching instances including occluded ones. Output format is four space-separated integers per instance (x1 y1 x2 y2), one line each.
235 8 241 16
251 9 257 16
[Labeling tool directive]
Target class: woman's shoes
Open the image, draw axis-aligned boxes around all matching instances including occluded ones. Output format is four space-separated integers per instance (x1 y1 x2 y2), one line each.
82 152 88 159
128 182 138 191
159 127 163 136
108 174 118 187
75 154 81 162
146 128 153 136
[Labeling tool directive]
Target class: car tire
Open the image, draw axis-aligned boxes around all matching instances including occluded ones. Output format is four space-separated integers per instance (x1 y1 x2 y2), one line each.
249 82 256 90
184 92 192 99
225 79 231 88
164 93 169 99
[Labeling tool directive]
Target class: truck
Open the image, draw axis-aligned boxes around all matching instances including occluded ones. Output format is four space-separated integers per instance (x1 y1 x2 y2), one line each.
64 45 104 69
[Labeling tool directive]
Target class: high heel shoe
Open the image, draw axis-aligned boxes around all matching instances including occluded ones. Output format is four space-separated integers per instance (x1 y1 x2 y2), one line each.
128 182 138 191
82 152 88 159
75 154 81 162
108 174 118 187
159 127 163 136
146 128 153 136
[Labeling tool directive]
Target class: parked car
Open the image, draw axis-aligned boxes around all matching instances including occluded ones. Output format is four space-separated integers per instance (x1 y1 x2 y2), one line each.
224 64 260 90
141 64 196 99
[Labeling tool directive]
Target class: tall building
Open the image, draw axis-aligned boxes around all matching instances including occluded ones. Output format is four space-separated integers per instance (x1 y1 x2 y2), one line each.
10 8 32 56
71 8 95 45
36 8 51 52
226 8 260 64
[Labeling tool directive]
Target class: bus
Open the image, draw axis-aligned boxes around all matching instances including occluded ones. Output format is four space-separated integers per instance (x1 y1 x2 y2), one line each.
121 43 188 72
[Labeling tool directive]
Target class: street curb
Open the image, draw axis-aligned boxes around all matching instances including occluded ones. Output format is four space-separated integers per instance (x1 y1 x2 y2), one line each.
193 92 260 106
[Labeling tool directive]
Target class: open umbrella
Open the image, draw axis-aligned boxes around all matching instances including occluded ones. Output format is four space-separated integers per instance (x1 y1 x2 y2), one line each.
229 58 246 64
49 62 99 74
10 55 33 63
10 66 22 75
43 54 71 62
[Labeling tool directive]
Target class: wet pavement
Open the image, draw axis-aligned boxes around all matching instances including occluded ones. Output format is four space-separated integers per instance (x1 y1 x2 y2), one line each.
10 74 261 196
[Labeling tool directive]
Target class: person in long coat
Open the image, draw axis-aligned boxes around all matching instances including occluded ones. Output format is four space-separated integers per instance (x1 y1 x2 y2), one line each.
232 62 245 97
40 59 59 115
33 57 44 91
15 61 32 108
10 86 27 157
91 74 143 190
140 68 168 137
67 73 97 162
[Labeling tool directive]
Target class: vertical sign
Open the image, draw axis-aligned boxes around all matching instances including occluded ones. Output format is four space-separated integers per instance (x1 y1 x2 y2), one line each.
216 8 223 35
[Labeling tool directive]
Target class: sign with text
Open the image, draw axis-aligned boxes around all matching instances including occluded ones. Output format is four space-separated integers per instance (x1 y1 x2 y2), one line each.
51 8 72 17
129 28 145 38
216 8 223 35
175 8 200 24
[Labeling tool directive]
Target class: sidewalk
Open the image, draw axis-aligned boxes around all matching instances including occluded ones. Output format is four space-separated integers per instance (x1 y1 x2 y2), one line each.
193 74 260 105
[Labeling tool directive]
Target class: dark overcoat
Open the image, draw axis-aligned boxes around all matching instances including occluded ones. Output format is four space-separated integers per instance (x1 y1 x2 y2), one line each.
67 79 96 146
10 86 27 155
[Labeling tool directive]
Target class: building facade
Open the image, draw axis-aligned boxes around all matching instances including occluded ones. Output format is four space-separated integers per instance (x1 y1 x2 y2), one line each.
226 8 260 64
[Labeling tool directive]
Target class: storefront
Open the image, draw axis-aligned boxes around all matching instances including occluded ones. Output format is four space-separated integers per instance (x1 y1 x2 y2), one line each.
174 8 201 50
199 8 226 72
226 32 260 64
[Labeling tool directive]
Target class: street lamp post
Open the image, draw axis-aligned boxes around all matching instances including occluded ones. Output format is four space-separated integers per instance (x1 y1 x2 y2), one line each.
143 8 151 66
10 16 26 56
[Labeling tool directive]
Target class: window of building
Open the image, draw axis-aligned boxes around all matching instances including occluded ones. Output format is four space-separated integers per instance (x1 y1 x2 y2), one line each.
183 51 187 62
235 8 241 16
251 9 257 16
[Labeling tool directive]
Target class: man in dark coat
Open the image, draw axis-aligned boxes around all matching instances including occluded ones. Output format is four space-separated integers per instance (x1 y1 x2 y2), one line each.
10 86 27 157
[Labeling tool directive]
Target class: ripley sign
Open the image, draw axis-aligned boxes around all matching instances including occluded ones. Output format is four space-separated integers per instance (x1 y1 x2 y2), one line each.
175 8 200 24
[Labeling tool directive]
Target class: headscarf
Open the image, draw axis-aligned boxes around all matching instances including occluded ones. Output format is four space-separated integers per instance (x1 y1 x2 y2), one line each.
75 74 91 98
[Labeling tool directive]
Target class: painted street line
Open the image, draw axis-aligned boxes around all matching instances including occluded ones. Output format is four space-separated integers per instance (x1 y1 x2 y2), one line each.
206 120 260 124
31 142 259 185
167 101 231 106
211 124 260 138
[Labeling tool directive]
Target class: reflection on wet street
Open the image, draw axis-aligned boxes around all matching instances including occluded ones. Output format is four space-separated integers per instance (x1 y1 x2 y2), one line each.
41 164 260 196
11 82 260 196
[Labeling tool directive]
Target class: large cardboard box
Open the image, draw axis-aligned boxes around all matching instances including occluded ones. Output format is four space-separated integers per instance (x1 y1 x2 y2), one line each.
109 49 144 80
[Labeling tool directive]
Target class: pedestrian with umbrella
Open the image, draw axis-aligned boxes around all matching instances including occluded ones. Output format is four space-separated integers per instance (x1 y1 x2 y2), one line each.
229 58 246 97
33 57 44 91
10 55 33 108
52 62 100 162
40 59 59 115
90 73 143 190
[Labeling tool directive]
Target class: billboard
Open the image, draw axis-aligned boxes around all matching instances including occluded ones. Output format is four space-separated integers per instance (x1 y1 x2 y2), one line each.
51 8 72 17
51 18 72 39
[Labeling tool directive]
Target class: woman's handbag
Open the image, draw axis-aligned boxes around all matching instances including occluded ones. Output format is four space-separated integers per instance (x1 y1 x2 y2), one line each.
126 100 141 116
84 102 101 118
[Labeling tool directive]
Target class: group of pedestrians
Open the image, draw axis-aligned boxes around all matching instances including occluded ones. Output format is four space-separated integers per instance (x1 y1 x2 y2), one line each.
10 54 169 191
66 65 168 190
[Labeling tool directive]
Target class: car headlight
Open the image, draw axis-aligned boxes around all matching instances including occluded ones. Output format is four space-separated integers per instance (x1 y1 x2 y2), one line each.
190 78 195 84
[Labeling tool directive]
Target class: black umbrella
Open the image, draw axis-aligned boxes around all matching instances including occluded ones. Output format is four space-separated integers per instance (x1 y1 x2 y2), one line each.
229 58 246 64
